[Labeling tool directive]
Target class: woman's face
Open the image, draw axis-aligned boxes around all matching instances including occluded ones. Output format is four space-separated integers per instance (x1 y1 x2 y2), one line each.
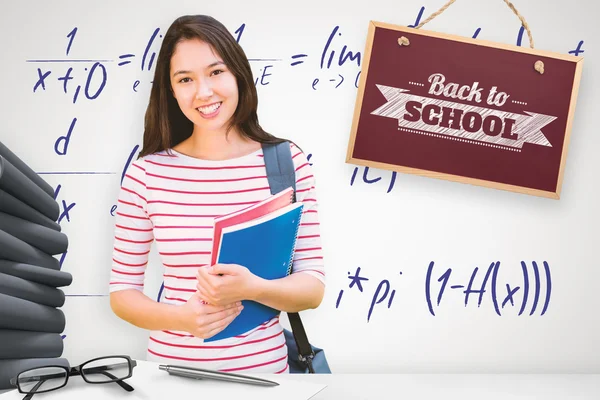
169 38 239 135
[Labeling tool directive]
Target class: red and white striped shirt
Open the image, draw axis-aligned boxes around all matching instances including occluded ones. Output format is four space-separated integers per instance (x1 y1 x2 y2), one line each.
109 143 325 373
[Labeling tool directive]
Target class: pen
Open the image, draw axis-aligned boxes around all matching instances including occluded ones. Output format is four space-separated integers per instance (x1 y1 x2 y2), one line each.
158 364 279 387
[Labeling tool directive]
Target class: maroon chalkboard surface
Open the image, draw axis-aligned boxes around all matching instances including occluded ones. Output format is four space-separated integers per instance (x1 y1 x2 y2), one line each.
347 21 584 199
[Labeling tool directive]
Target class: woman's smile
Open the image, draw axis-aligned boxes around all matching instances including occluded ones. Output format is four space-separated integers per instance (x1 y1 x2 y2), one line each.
197 101 222 118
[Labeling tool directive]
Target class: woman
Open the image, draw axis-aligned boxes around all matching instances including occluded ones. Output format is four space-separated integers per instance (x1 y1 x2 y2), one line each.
108 15 325 373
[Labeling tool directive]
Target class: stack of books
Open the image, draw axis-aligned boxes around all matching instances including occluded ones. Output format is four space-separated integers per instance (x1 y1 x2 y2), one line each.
0 142 72 389
205 187 303 342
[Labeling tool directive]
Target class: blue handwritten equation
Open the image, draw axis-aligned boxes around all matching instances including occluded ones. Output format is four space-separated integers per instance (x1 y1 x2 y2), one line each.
28 21 362 104
425 261 552 317
28 7 587 108
350 166 397 193
29 26 161 160
30 26 160 100
27 7 587 220
336 261 552 321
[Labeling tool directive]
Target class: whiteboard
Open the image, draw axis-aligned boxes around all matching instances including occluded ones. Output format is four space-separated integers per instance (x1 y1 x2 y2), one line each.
0 0 598 373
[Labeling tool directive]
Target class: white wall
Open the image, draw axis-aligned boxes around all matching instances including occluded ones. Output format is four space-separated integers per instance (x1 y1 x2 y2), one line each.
0 0 598 373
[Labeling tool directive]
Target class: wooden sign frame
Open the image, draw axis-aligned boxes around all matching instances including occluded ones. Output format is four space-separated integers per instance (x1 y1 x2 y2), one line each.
347 21 584 199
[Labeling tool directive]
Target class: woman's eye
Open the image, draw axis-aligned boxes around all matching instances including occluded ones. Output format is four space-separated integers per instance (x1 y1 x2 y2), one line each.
178 77 191 83
211 69 224 76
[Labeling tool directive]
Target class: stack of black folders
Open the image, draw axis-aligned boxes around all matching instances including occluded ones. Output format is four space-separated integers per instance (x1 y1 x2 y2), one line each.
0 141 73 389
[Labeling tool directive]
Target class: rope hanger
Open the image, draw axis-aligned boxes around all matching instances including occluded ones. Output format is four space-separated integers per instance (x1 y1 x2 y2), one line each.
398 0 545 74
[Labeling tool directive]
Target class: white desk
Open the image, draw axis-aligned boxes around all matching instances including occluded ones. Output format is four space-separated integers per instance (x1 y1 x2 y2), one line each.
302 374 600 399
1 361 599 399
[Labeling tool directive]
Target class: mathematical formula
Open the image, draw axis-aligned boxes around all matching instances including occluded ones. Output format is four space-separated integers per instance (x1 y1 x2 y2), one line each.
336 261 552 322
24 6 582 293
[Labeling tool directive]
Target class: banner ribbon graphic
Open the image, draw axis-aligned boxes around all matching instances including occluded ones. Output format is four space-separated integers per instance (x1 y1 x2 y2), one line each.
371 84 557 150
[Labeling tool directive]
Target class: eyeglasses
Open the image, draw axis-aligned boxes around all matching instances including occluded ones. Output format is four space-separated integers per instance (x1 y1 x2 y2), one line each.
10 355 137 400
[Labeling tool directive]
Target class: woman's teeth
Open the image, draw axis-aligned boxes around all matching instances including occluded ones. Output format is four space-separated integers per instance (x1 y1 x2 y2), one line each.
198 102 221 114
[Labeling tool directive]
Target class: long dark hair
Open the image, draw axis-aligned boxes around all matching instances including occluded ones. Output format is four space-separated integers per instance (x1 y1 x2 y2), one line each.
139 15 287 158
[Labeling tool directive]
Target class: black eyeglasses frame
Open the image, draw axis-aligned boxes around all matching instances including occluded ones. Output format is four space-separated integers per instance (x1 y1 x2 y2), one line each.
10 355 137 398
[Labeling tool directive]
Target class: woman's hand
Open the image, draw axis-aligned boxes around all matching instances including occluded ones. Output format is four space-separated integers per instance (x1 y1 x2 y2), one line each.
195 264 260 306
178 292 243 339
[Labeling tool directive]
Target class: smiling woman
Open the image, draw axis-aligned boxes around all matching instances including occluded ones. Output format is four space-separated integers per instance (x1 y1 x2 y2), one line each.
169 40 240 141
107 15 326 374
139 15 286 160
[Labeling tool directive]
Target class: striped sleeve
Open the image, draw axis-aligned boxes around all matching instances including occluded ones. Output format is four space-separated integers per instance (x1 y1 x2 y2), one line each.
109 159 154 293
290 144 325 284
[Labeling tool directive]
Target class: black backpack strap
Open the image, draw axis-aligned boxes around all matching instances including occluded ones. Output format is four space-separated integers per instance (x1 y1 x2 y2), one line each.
261 141 315 373
288 312 316 373
262 141 296 199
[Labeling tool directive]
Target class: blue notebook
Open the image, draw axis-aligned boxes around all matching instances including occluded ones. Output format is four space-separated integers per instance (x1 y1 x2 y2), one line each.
205 202 304 342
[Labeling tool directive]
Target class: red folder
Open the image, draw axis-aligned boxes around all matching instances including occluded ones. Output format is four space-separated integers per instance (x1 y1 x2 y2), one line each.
210 187 294 265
